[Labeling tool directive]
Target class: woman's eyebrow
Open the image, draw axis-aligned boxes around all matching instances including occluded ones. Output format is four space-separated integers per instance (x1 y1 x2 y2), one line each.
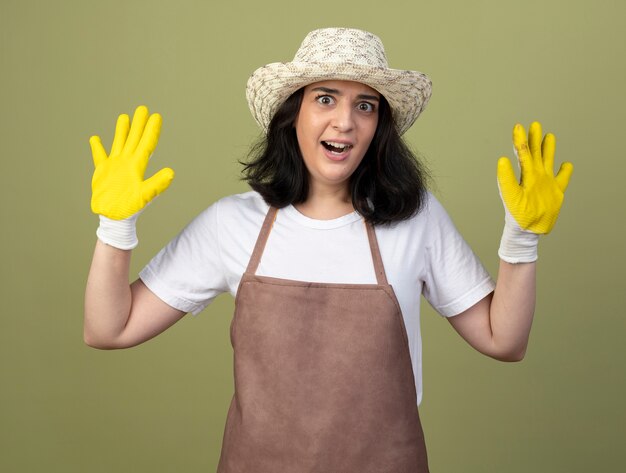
310 86 380 102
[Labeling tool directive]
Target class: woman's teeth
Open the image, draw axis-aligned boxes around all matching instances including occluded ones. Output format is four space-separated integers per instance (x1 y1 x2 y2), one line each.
322 141 353 153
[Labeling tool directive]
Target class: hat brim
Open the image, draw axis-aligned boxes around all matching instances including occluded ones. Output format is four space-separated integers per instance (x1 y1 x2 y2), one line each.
246 61 432 135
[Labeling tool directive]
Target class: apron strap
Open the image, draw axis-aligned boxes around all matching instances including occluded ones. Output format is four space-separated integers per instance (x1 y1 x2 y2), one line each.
364 221 389 286
246 206 278 275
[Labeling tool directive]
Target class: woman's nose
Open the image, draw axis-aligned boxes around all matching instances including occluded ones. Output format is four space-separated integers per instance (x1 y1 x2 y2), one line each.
331 104 355 132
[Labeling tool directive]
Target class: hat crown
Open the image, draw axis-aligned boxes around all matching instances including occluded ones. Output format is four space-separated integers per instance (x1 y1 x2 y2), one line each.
293 28 389 68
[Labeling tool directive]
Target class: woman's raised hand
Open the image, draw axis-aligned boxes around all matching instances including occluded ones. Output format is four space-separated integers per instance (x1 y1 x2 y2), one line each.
89 106 174 250
90 105 174 220
496 122 573 263
497 122 573 234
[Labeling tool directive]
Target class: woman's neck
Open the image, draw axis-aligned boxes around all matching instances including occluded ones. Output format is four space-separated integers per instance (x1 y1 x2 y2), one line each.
294 185 354 220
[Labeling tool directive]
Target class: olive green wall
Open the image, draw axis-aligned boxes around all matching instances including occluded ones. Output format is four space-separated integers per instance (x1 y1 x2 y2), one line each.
1 0 624 471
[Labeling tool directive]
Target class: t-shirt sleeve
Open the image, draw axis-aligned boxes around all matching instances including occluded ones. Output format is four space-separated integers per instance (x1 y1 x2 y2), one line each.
421 195 496 317
139 201 229 315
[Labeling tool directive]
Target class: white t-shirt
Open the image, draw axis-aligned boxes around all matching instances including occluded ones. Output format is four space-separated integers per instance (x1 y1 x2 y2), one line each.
140 191 495 404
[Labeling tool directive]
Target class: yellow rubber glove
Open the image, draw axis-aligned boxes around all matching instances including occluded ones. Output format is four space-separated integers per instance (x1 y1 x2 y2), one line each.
497 122 573 263
90 105 174 220
90 106 174 249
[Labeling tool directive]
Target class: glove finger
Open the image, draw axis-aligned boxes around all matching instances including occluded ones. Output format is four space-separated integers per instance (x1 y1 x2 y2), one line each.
542 132 556 176
141 167 175 202
124 105 149 154
110 113 130 157
497 157 522 203
512 123 532 184
89 135 107 167
555 161 574 192
528 121 543 166
135 113 162 165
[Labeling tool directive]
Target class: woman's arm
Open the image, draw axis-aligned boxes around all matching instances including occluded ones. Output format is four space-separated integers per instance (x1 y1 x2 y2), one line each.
447 122 572 361
84 106 181 349
447 261 535 361
84 240 185 350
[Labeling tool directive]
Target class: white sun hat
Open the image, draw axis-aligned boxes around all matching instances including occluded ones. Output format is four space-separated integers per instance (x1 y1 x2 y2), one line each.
246 27 432 136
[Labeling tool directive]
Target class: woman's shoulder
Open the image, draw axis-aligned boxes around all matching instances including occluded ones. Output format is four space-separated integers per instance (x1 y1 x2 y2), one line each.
219 190 266 205
422 190 450 219
216 190 269 214
211 190 270 229
183 191 268 233
374 191 454 253
378 191 443 229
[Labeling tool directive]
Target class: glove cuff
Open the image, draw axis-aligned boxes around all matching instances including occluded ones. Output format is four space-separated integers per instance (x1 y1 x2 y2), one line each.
498 220 539 264
96 215 139 250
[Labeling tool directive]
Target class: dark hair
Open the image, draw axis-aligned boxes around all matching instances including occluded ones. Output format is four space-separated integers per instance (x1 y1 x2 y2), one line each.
240 88 430 225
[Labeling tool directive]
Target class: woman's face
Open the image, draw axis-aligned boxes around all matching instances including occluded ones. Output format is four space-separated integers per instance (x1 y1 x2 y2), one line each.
294 80 379 197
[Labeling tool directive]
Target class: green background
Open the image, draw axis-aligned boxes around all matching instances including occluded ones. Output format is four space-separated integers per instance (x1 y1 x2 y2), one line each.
1 0 624 471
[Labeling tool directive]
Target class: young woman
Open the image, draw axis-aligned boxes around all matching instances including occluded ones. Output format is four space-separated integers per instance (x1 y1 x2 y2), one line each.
85 28 573 472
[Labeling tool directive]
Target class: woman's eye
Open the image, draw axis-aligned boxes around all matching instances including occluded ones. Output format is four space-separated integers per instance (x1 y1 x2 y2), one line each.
358 102 375 112
316 95 334 105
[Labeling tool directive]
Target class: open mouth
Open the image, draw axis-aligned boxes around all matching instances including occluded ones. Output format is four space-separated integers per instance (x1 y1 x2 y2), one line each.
321 141 353 154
